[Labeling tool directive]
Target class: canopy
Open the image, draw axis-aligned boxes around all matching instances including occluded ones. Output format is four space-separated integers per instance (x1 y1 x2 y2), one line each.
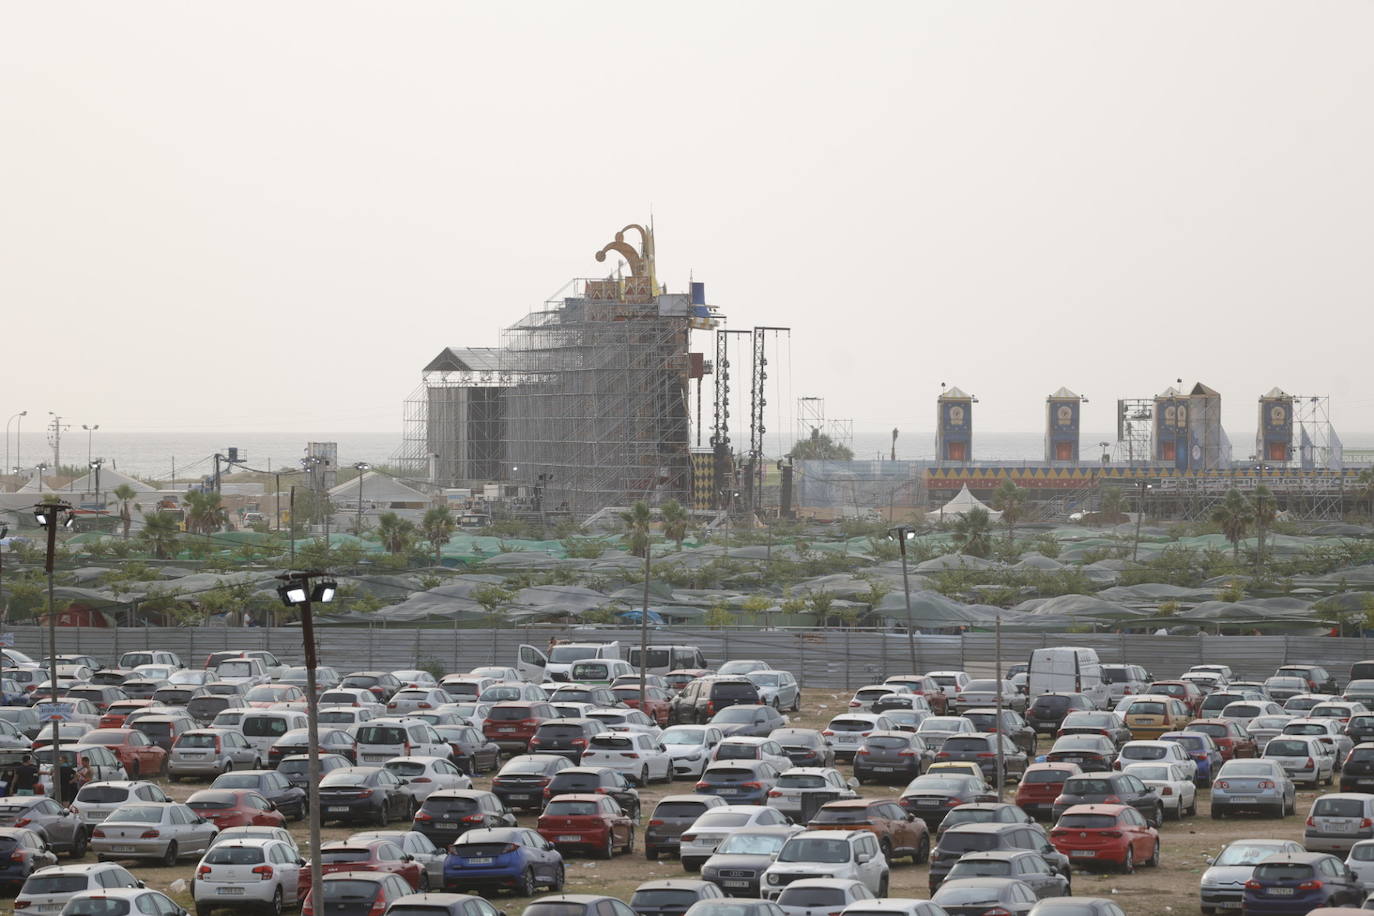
927 485 1002 523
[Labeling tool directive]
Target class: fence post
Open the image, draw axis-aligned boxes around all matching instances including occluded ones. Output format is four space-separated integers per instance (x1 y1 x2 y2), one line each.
960 632 966 670
368 624 375 669
844 629 852 691
798 637 806 689
880 630 888 680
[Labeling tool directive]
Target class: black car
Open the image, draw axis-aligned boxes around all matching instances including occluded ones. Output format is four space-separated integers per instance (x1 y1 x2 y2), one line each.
434 725 502 774
412 789 517 847
211 768 308 820
963 708 1037 757
528 719 603 763
1275 665 1339 696
317 766 413 826
644 795 728 861
118 678 167 701
936 802 1036 837
186 693 247 726
340 670 404 703
268 727 357 766
769 728 834 768
492 754 571 811
629 879 725 916
900 774 997 828
1055 711 1132 749
1340 742 1374 792
854 731 932 784
707 705 788 738
1026 694 1095 735
938 734 1028 783
1044 735 1118 772
545 766 641 819
671 678 761 724
277 753 351 790
929 823 1068 892
1346 716 1374 746
1050 773 1163 826
523 895 640 916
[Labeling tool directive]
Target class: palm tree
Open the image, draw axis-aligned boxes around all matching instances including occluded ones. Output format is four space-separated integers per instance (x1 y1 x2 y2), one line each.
1212 488 1254 563
1252 485 1278 574
660 499 689 551
112 484 138 539
182 490 227 535
619 501 652 558
950 507 993 558
421 506 457 566
139 511 181 559
992 481 1026 544
376 512 416 555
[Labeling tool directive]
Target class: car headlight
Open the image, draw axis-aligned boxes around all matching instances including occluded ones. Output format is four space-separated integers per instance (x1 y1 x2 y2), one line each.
768 875 782 885
685 753 701 761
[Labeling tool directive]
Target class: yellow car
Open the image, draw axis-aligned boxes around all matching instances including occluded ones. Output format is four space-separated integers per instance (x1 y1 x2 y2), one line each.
1121 694 1193 739
926 761 985 780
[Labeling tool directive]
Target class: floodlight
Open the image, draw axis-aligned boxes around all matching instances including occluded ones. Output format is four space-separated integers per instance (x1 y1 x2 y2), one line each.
312 580 337 603
278 583 309 606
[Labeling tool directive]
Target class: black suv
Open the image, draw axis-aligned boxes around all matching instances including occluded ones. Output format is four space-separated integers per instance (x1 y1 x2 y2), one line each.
412 789 517 846
671 677 761 724
1050 772 1163 826
545 766 641 819
928 822 1068 892
529 718 603 762
1026 693 1095 734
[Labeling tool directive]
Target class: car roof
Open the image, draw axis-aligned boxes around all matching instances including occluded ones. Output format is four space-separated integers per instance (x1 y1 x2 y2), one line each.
1258 852 1337 864
67 889 153 901
793 829 863 841
636 880 718 891
1061 804 1130 816
658 794 722 804
941 823 1022 835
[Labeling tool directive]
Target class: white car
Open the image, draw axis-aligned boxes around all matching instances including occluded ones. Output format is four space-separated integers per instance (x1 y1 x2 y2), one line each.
661 725 725 777
445 702 492 733
14 862 144 912
762 830 890 898
317 706 377 728
680 804 791 870
1263 734 1337 786
1347 839 1374 891
823 715 894 760
469 666 523 683
480 682 548 704
193 837 304 914
319 687 383 709
927 671 972 698
1189 664 1234 681
1180 672 1226 693
746 671 802 712
130 664 178 682
215 659 270 688
776 878 875 916
849 685 910 713
1283 718 1354 765
89 800 218 865
383 755 472 802
210 825 300 853
913 716 975 752
1122 762 1197 819
1310 702 1371 725
1115 740 1198 782
585 707 662 739
386 688 452 716
439 676 497 701
70 780 172 828
579 732 672 785
1221 701 1287 722
710 737 793 774
168 669 214 687
1247 714 1296 753
766 767 859 818
391 670 440 689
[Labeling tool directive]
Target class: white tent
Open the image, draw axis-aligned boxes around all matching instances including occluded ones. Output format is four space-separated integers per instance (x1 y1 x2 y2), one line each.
927 484 1002 523
328 471 429 508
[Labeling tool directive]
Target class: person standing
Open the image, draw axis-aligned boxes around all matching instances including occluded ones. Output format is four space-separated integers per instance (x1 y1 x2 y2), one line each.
10 755 37 796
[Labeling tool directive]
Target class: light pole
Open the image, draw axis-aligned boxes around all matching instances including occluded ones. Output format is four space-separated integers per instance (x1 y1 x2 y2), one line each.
34 500 74 804
1132 481 1153 562
352 463 370 535
81 424 98 468
89 459 104 505
888 525 919 672
6 411 26 477
276 571 335 913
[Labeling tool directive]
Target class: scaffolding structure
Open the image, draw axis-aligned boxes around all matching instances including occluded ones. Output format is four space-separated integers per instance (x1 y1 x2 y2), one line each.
795 397 854 452
1294 395 1341 470
1112 398 1154 466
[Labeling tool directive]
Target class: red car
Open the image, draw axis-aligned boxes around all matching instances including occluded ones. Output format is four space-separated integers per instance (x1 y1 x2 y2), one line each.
1015 762 1083 819
1184 719 1257 761
97 700 156 729
536 793 634 859
1144 681 1204 717
1049 803 1160 872
80 728 168 778
298 838 426 898
885 676 949 715
611 685 673 726
186 789 286 830
484 702 557 753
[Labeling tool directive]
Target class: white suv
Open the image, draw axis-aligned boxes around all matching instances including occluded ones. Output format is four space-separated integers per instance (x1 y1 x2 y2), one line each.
15 862 144 912
762 830 890 897
354 717 452 766
579 732 672 785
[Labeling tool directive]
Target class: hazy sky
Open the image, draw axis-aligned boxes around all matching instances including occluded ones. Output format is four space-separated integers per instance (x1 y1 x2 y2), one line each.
4 2 1372 445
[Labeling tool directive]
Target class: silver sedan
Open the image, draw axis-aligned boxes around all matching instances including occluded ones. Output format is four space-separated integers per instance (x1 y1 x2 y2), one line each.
91 801 218 866
1210 758 1296 818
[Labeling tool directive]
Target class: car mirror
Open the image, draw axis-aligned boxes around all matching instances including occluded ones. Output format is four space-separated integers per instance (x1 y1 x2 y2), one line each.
297 858 307 866
847 778 859 789
856 853 871 863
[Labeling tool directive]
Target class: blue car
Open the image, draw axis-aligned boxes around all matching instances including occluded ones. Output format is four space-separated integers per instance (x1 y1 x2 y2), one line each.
444 826 565 896
1240 852 1363 913
694 761 778 806
1160 731 1223 786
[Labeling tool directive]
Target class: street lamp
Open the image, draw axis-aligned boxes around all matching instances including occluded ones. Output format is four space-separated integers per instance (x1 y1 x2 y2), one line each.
352 463 370 535
6 411 26 477
34 500 74 804
276 571 336 912
1132 481 1153 562
81 424 98 468
887 525 919 672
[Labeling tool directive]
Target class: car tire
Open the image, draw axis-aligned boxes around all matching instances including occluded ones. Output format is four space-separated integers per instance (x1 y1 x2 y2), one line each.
877 874 889 897
645 846 658 861
269 886 284 916
518 867 536 896
375 802 389 827
70 828 87 860
639 767 648 787
1152 805 1164 828
1121 846 1134 874
623 826 635 855
550 863 565 892
161 841 178 868
598 833 614 860
1149 838 1160 868
1211 806 1223 819
915 836 930 864
419 872 430 892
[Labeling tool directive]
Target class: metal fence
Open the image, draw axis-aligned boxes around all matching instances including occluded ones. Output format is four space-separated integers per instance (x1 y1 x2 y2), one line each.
8 626 1374 690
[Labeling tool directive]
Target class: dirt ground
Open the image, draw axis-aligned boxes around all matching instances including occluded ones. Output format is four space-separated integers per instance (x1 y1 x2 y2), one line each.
99 689 1323 915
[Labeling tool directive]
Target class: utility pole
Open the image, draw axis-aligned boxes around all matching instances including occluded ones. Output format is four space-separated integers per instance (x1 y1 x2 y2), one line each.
353 463 370 534
34 501 73 804
889 525 919 672
994 615 1005 801
47 414 69 480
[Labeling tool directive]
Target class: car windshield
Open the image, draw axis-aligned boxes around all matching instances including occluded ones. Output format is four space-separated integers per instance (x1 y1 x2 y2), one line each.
1214 842 1294 865
662 729 706 746
77 785 132 804
695 812 753 828
1126 702 1167 716
1251 717 1290 729
777 838 851 863
906 776 966 792
106 805 165 823
776 773 828 789
1351 845 1374 862
1058 813 1120 829
920 718 964 731
634 891 703 907
710 707 758 724
57 901 132 916
949 859 1012 877
777 888 846 907
1126 766 1173 781
1314 798 1367 817
1189 724 1228 738
1265 740 1309 756
1254 863 1316 882
21 873 91 894
544 800 598 816
1063 779 1113 795
1121 745 1166 759
205 845 267 864
1054 736 1105 749
1023 768 1074 784
716 832 789 855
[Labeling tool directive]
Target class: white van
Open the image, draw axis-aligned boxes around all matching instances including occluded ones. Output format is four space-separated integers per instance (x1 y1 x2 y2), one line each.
569 658 636 686
628 645 709 676
517 642 622 682
1027 647 1108 708
354 716 452 765
239 709 310 756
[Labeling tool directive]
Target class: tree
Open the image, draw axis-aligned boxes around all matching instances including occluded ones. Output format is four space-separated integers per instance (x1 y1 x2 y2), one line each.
660 499 689 551
376 512 416 556
112 484 138 539
1252 485 1278 573
421 506 457 566
182 490 228 536
139 511 181 559
992 481 1026 544
1098 486 1125 523
950 507 993 558
1212 488 1254 563
471 584 515 658
619 501 652 559
789 430 854 461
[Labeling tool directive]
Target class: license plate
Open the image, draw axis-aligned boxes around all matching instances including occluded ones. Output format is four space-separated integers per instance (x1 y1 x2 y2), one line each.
916 799 938 806
1268 888 1294 896
557 835 581 842
873 766 894 772
467 857 494 865
218 887 246 895
509 794 533 801
1219 903 1242 910
1228 796 1255 803
37 906 63 913
1071 850 1096 857
328 806 350 813
500 727 517 733
725 880 750 888
112 845 136 853
719 788 740 795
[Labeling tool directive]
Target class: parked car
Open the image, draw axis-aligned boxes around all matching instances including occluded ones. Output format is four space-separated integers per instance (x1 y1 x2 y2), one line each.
579 732 672 785
766 767 858 820
761 830 890 898
774 878 875 916
661 725 727 778
679 805 791 871
1304 793 1374 854
963 708 1037 756
708 706 788 741
70 779 172 829
745 671 801 713
1284 717 1354 765
442 825 565 895
1045 734 1117 772
1275 665 1339 695
1240 851 1364 912
630 879 726 916
642 794 728 864
1120 763 1196 819
340 671 403 702
935 802 1036 838
168 728 261 780
937 733 1028 783
827 715 899 761
267 726 357 766
695 760 783 807
884 675 949 714
186 788 286 831
930 823 1066 892
912 716 973 754
13 861 143 913
1185 719 1258 760
945 850 1071 899
383 756 473 804
546 766 641 820
1026 694 1096 735
1015 763 1082 821
57 888 192 916
1158 730 1225 785
412 789 517 847
493 755 572 811
701 825 805 897
277 753 352 792
853 731 932 784
300 871 416 916
211 768 308 820
898 773 996 828
316 766 413 826
1051 773 1163 827
1048 804 1159 872
433 725 501 775
1198 837 1306 914
672 678 763 724
1264 676 1308 702
954 680 1025 715
484 702 559 753
1344 838 1374 892
0 826 58 891
192 836 305 914
89 800 216 865
931 878 1039 915
78 727 167 778
536 793 635 859
808 797 929 863
1263 734 1337 787
712 737 792 774
1114 740 1197 780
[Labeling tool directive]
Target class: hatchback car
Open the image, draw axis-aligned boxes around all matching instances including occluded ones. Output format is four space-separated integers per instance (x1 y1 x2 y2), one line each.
1263 734 1337 787
412 789 517 847
211 768 307 820
1049 804 1158 872
1158 730 1225 785
708 706 788 741
766 768 858 820
186 788 286 831
443 826 565 895
695 761 782 807
931 877 1039 915
13 861 143 913
1240 851 1363 913
911 716 973 754
1305 793 1374 854
79 727 167 779
1044 734 1117 772
761 830 890 898
192 836 304 915
899 773 996 828
1026 694 1096 735
937 733 1028 783
0 794 87 857
631 879 726 916
89 800 216 865
930 823 1065 892
1186 719 1258 760
853 731 931 784
1198 837 1306 914
807 797 929 864
493 754 572 811
71 779 172 829
963 708 1038 756
581 732 673 785
306 837 426 896
945 850 1070 899
672 678 764 724
1015 763 1083 820
1113 740 1196 780
935 802 1036 838
56 888 191 916
277 753 352 792
1051 773 1163 826
644 794 727 863
168 728 261 779
528 718 603 763
827 715 899 760
679 805 791 871
661 725 727 777
545 766 641 819
301 870 416 916
536 793 634 859
317 766 413 826
774 878 874 916
1210 758 1297 818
